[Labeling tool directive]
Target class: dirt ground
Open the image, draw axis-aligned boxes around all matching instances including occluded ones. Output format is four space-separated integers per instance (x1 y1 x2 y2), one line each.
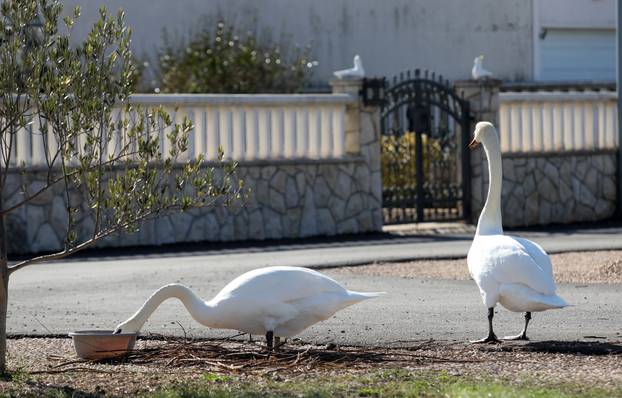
333 250 622 284
3 250 622 397
4 336 622 397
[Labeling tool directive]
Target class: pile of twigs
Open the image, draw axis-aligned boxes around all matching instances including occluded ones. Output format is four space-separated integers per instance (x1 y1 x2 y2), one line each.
111 335 479 373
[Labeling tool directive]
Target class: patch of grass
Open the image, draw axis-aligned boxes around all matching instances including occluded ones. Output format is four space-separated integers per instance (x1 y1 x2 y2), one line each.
202 373 233 383
146 369 620 398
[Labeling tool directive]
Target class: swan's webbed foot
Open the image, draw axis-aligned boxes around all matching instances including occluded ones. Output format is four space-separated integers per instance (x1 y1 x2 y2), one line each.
502 333 529 341
470 333 501 344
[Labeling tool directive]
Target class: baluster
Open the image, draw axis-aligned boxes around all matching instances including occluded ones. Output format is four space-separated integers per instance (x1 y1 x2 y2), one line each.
605 101 616 148
562 101 574 151
283 107 296 159
16 122 31 166
320 106 332 158
510 102 521 152
332 105 345 158
271 107 284 159
258 108 271 159
520 102 531 152
245 107 258 161
193 106 205 159
499 101 511 152
31 116 45 166
532 101 543 152
308 106 320 158
232 106 245 160
220 107 233 160
296 107 308 158
206 107 220 161
552 101 563 151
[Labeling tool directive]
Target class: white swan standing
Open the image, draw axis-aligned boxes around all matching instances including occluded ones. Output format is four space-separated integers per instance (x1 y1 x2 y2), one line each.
114 266 384 349
334 55 365 79
467 122 568 343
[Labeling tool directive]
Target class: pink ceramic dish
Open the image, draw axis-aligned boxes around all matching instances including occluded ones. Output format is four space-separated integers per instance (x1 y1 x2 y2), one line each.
69 330 138 360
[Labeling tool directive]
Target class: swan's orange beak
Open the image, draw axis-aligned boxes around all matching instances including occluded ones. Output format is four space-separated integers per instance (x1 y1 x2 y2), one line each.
468 137 480 150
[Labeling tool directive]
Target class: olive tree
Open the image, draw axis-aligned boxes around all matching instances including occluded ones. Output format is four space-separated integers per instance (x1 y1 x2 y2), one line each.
0 0 243 372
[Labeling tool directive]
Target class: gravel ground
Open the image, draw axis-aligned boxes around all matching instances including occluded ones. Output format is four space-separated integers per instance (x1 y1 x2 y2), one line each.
4 250 622 396
333 250 622 284
3 337 622 397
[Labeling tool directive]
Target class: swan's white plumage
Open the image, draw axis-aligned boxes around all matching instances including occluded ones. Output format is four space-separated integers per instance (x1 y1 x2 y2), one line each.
115 266 383 337
467 122 568 313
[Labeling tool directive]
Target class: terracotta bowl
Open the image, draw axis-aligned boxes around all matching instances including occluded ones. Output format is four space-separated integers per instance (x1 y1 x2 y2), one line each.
69 330 138 360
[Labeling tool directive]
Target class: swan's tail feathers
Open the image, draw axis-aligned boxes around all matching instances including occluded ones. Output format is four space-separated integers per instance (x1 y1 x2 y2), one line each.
499 283 569 312
347 291 386 301
542 294 570 309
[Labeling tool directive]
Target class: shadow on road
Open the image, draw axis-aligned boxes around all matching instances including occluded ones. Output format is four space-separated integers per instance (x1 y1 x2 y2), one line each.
521 340 622 356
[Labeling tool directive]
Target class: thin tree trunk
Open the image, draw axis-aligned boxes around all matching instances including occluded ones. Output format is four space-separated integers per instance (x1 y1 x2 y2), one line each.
0 191 9 374
0 265 7 374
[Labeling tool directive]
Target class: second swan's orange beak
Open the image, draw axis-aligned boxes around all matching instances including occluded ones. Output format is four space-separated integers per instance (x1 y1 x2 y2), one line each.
468 137 480 150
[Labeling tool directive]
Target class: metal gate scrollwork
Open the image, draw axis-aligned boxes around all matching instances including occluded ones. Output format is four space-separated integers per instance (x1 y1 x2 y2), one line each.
379 69 472 224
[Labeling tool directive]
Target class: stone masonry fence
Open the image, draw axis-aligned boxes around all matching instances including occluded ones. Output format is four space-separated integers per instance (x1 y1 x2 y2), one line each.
5 80 382 254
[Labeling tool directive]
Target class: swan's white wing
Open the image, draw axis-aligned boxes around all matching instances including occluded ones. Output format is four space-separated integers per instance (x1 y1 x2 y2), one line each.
214 266 346 304
512 236 554 279
470 235 556 296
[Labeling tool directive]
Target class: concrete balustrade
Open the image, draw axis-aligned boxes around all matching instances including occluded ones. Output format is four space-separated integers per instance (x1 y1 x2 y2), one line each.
4 86 383 255
499 91 618 153
9 94 353 167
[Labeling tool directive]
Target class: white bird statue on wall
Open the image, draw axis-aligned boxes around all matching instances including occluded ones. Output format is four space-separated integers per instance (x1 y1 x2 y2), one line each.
467 121 568 343
471 55 493 80
334 55 365 79
114 266 384 349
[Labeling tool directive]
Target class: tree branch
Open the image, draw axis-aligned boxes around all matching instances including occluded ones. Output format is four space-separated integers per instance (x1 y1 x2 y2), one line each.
6 192 224 275
7 209 156 275
0 147 143 217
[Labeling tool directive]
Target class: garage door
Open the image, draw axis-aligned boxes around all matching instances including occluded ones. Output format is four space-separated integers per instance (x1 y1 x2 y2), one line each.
539 28 615 81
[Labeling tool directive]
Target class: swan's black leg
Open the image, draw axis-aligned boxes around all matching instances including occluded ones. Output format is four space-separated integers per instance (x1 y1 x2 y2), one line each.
503 312 531 341
274 336 281 350
471 307 501 344
266 331 274 351
248 334 253 342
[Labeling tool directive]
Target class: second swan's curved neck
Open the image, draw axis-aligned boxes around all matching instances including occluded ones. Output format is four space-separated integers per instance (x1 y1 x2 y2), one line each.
476 133 504 236
122 284 216 332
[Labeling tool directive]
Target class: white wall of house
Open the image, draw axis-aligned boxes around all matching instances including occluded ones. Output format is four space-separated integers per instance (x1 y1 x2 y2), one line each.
61 0 533 85
61 0 617 85
533 0 616 81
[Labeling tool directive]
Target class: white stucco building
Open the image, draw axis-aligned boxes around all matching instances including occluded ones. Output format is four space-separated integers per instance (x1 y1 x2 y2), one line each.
61 0 616 86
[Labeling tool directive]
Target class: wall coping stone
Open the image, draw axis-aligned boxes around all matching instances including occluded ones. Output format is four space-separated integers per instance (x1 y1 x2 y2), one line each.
503 149 617 158
4 156 367 174
128 93 357 106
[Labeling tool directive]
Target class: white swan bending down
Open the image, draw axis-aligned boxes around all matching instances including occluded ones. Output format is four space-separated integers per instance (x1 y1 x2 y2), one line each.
114 266 384 349
467 122 568 343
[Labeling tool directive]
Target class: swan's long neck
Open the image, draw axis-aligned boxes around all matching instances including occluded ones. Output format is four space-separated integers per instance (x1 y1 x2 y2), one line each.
476 132 503 236
121 284 217 332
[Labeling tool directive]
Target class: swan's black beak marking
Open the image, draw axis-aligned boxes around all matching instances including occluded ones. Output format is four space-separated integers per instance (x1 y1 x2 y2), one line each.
468 137 480 150
113 329 121 334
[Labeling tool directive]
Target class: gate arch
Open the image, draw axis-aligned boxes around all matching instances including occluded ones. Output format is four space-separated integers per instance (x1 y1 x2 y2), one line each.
380 69 472 224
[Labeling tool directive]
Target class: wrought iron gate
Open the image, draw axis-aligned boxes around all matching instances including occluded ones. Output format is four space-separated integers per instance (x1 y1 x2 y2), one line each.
379 70 472 224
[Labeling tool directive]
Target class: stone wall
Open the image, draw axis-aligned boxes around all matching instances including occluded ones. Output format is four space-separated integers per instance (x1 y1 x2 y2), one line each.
5 156 381 255
4 80 382 255
471 150 617 227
